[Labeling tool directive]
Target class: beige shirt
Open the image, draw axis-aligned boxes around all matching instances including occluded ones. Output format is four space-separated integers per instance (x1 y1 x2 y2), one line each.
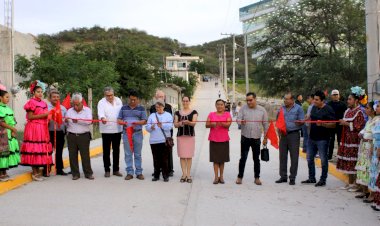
237 104 269 139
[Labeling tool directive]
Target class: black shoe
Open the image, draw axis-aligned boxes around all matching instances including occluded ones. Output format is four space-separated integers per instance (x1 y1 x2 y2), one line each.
315 181 326 187
56 170 68 176
289 180 295 185
169 171 174 177
275 178 287 183
301 179 316 184
164 177 169 182
152 177 159 182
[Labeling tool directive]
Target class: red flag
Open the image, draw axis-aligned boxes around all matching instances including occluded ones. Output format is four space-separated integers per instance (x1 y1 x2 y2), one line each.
276 107 287 135
126 127 134 153
54 100 63 127
266 121 279 149
62 93 71 109
48 100 63 127
82 98 88 107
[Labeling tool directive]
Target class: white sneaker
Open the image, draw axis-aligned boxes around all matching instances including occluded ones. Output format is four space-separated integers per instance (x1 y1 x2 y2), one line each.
32 174 44 182
340 184 355 190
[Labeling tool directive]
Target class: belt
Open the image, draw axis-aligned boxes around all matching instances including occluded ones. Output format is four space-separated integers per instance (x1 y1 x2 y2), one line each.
287 130 300 134
68 132 89 136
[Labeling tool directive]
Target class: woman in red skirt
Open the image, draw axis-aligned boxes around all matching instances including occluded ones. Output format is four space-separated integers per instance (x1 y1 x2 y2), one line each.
337 87 366 191
20 80 53 181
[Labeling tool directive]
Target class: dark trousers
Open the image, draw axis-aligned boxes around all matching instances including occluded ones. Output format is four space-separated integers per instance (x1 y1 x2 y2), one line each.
150 143 170 179
238 136 261 179
49 131 65 171
279 131 300 180
67 132 93 177
328 125 342 159
101 133 122 172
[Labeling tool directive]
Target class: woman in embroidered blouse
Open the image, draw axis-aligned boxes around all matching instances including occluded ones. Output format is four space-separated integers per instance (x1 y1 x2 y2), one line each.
20 81 53 181
355 101 378 200
174 96 198 183
206 99 232 184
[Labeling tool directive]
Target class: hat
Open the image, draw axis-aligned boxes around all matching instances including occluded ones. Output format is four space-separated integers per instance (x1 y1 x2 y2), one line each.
331 90 339 95
155 100 165 107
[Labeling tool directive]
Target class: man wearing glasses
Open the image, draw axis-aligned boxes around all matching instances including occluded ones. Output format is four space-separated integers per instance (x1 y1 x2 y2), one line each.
236 92 269 185
327 89 347 160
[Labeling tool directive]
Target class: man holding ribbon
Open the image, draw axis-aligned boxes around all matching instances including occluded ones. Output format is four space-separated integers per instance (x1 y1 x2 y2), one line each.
47 89 67 176
65 93 94 180
302 90 336 187
118 90 147 181
97 87 123 178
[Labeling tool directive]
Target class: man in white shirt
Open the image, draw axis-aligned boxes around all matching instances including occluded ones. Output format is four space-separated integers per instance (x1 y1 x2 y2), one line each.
97 87 123 178
65 93 94 180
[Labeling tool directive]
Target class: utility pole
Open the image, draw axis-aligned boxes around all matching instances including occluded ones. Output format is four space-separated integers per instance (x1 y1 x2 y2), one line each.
232 34 236 105
244 33 249 94
221 33 235 103
366 0 380 101
223 44 227 94
219 46 223 85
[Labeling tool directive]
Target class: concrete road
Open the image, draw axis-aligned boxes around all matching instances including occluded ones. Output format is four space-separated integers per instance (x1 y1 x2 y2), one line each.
0 81 379 226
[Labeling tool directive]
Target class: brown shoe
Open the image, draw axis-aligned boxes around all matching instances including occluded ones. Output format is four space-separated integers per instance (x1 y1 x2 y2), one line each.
113 171 123 177
85 175 95 180
136 174 145 180
125 174 133 180
254 178 262 185
236 177 242 185
72 175 80 180
104 172 111 178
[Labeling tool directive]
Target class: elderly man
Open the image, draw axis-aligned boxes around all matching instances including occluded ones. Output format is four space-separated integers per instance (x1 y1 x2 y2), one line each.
118 90 147 181
97 87 123 178
47 89 68 176
236 92 269 185
149 90 174 176
65 93 94 180
275 93 304 185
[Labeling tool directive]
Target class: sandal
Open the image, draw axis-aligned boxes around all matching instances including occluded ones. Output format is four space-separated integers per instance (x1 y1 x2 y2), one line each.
218 178 225 184
180 176 187 183
213 178 219 184
355 193 368 199
32 174 44 182
186 177 192 183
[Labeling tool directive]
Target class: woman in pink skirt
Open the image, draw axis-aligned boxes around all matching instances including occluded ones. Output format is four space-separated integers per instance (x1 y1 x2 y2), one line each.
20 80 53 181
174 96 198 183
206 99 232 184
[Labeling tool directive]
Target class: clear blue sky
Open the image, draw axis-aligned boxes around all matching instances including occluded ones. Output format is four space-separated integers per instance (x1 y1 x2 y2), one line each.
2 0 257 46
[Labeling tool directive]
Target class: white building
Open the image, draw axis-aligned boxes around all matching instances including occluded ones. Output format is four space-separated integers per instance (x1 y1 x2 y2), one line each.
0 25 39 130
165 54 202 82
239 0 299 58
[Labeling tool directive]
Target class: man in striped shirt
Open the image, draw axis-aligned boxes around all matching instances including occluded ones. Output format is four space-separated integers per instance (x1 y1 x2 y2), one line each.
118 90 147 181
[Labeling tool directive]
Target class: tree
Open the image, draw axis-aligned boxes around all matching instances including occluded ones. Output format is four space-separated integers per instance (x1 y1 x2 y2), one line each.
189 61 206 74
252 0 366 97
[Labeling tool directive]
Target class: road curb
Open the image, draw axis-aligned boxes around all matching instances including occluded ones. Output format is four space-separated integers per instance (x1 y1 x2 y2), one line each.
0 146 103 195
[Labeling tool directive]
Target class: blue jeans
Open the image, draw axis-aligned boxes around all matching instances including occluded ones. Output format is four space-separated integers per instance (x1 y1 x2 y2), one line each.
301 125 309 151
307 139 328 182
123 130 143 176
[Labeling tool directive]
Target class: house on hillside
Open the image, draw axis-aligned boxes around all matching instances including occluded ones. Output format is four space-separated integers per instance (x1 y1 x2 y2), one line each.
165 53 202 82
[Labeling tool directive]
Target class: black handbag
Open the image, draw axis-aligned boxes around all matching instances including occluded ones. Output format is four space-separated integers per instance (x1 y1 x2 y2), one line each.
260 145 269 162
155 113 174 148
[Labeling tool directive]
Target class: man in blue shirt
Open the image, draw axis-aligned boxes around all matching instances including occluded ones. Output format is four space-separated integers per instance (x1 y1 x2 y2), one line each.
118 90 147 180
276 93 305 185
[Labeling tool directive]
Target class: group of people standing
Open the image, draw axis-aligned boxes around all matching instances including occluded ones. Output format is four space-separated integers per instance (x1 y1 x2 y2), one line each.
280 87 380 213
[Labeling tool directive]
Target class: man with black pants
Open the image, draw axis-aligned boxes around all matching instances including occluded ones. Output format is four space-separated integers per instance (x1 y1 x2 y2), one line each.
275 93 304 185
327 89 347 160
47 89 68 176
97 87 123 178
236 92 269 185
149 90 174 176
